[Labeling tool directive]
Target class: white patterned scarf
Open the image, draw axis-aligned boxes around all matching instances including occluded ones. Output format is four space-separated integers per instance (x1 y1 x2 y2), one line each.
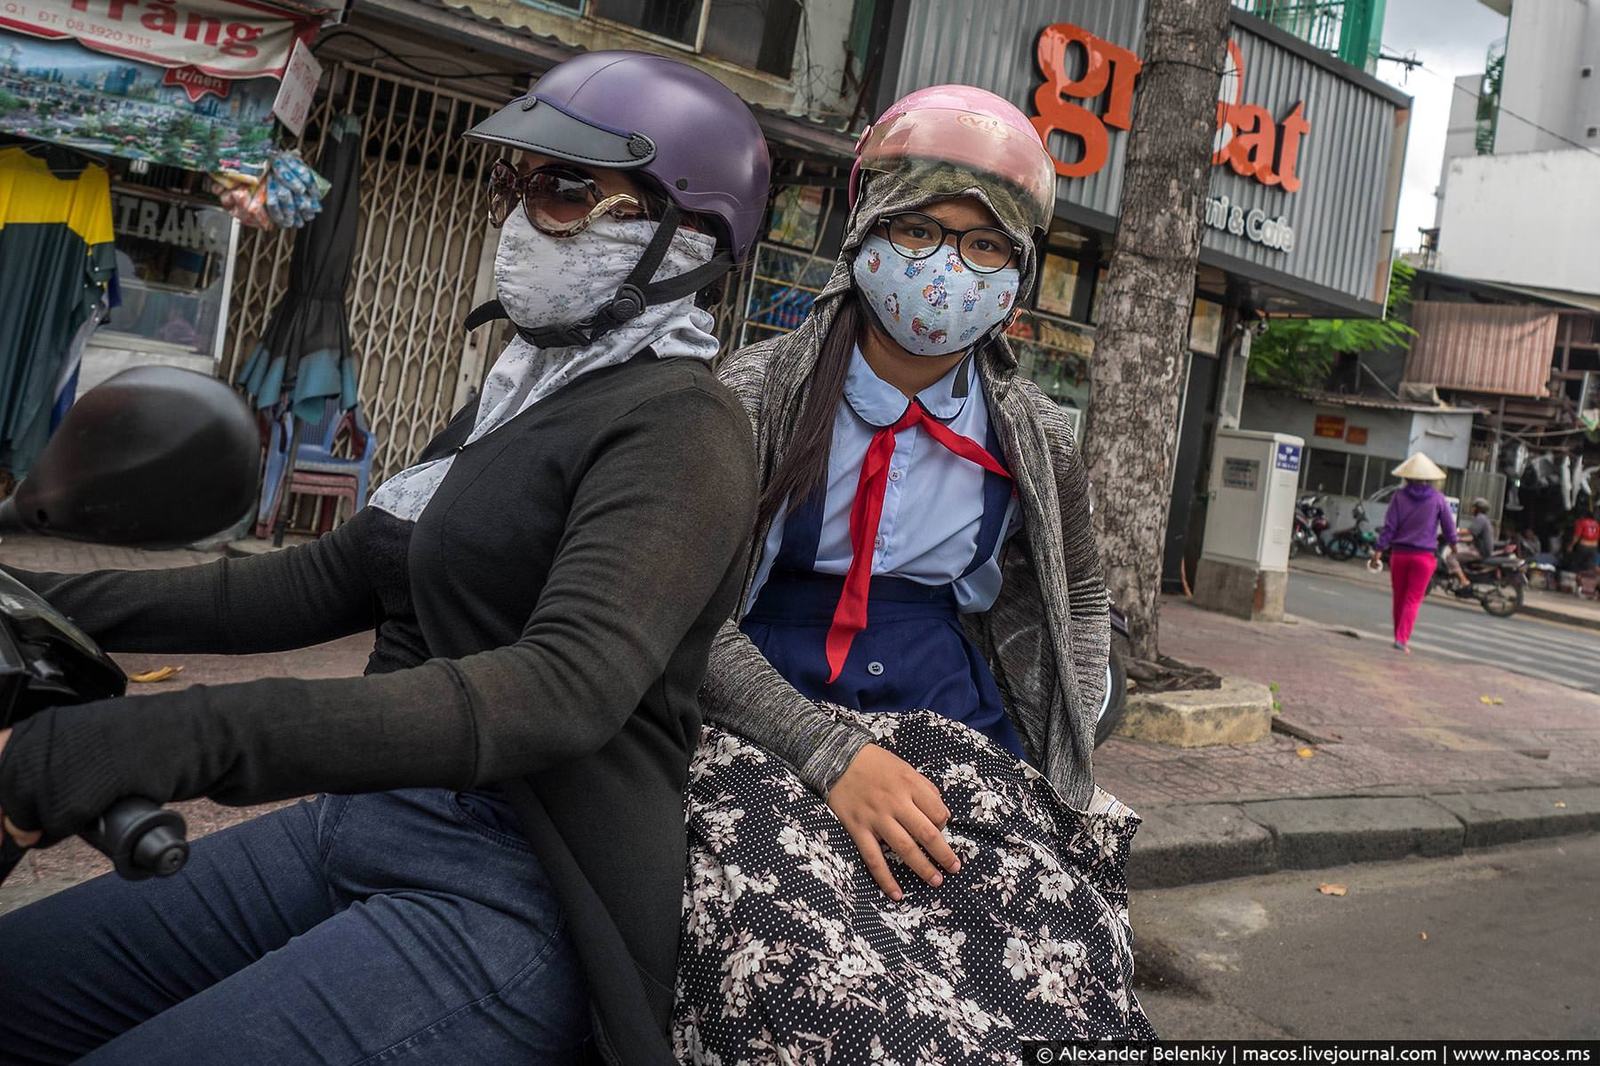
369 212 721 521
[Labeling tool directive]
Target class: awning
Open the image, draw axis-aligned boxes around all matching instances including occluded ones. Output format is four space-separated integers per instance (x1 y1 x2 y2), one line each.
1404 302 1559 399
355 0 858 162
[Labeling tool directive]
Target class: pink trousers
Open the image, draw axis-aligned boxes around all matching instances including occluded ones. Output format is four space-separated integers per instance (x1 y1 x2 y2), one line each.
1389 549 1436 646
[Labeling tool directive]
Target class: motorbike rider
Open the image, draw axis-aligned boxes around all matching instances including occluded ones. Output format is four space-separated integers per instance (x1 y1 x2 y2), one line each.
1448 496 1495 592
0 51 768 1065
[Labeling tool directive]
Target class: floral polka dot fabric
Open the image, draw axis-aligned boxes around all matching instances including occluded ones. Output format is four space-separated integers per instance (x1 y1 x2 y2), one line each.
673 707 1156 1063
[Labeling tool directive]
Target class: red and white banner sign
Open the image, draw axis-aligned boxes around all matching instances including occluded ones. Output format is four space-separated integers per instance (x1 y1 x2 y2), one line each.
162 64 230 100
0 0 319 79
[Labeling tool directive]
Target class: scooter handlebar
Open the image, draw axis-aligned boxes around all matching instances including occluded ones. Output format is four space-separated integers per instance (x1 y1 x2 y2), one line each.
80 798 189 880
0 797 188 886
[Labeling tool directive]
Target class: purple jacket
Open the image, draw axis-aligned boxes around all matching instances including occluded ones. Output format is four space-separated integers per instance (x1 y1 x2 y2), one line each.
1376 482 1457 554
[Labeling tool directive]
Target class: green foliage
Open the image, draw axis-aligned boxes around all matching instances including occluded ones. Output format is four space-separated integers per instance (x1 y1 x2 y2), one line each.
1248 260 1417 390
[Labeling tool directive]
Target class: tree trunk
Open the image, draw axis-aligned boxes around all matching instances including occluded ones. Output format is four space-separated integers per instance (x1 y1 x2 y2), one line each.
1085 0 1232 662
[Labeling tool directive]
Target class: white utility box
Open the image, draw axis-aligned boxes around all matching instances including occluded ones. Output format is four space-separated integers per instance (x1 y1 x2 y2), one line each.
1202 430 1303 571
1193 429 1304 621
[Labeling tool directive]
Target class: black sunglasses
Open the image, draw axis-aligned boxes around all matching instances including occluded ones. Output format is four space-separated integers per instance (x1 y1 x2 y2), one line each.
876 211 1020 274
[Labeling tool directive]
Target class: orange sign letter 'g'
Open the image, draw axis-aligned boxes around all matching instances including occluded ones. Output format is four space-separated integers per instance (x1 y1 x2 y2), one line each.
1031 22 1143 179
1032 23 1310 192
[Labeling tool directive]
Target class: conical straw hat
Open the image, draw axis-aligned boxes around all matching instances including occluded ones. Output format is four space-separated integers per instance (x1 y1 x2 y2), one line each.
1391 452 1446 481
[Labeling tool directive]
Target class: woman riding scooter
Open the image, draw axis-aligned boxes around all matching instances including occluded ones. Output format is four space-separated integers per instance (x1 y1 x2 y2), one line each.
674 86 1153 1059
0 51 767 1065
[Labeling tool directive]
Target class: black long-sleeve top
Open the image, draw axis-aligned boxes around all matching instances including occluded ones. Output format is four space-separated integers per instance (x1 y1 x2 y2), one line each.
0 354 758 1065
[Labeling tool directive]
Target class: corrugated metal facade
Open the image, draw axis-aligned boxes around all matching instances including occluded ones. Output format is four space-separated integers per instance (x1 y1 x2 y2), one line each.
893 0 1149 224
1404 302 1558 398
894 1 1405 314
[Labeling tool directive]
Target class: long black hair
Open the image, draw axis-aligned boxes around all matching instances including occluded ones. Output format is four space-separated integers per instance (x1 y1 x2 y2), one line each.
754 295 861 535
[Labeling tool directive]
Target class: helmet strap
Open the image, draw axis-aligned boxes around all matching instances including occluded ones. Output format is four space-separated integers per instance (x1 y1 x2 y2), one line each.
466 202 733 349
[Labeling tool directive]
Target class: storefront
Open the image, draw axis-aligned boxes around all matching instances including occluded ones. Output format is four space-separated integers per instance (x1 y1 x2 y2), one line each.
80 184 238 390
0 0 331 478
876 0 1411 583
1241 389 1478 533
218 0 869 488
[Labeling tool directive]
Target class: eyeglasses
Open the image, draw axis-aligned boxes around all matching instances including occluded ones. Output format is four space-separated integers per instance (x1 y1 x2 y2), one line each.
877 211 1020 274
486 159 649 235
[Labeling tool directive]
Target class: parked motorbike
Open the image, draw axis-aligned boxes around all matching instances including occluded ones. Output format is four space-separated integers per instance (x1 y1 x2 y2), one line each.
0 366 261 887
1291 495 1329 558
1095 604 1131 747
1429 543 1531 618
1325 502 1378 562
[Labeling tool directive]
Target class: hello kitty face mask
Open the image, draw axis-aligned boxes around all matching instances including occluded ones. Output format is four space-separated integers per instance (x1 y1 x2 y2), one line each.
850 233 1021 357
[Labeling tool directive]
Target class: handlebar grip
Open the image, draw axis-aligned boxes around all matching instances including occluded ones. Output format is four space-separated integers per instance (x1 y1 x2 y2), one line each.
81 798 189 880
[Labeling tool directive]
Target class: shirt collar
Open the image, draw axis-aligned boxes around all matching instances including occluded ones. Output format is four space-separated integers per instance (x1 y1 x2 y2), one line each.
842 345 973 427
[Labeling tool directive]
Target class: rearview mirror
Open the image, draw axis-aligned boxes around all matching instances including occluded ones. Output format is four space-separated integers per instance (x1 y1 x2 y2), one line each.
0 367 260 548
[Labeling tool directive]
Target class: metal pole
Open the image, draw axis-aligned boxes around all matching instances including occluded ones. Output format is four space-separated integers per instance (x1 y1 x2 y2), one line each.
271 410 301 548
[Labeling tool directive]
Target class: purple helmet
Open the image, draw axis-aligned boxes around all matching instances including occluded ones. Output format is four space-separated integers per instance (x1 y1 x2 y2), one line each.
465 51 771 262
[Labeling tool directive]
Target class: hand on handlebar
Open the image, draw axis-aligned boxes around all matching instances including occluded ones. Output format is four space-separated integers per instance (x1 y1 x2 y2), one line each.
0 727 188 884
0 728 43 848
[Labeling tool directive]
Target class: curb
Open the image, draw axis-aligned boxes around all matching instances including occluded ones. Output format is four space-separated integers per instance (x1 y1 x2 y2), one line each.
1127 784 1600 890
1518 601 1600 633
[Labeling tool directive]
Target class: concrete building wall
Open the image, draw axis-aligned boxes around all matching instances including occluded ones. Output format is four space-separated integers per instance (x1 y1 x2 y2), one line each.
1493 0 1600 153
1241 391 1413 462
434 0 862 119
1436 149 1600 295
1239 390 1474 534
1436 73 1485 229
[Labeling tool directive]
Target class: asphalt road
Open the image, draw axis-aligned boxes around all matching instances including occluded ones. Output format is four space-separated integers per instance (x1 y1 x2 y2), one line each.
1133 834 1600 1039
1285 570 1599 694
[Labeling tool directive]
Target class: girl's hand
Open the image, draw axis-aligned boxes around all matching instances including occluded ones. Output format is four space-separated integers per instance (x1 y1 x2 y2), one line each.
826 743 960 900
0 728 41 848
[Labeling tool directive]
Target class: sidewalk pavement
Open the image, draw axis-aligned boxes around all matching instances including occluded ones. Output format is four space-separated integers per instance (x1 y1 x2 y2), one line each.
1 534 1595 909
1099 596 1600 888
1290 552 1600 632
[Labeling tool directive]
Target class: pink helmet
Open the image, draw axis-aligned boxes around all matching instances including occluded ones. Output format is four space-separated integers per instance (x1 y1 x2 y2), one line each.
850 85 1056 233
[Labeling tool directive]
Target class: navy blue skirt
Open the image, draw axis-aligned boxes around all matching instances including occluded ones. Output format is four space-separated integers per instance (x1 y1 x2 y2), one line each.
742 570 1029 760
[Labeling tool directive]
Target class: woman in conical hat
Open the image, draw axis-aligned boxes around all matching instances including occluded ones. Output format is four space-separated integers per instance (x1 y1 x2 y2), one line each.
1373 452 1458 652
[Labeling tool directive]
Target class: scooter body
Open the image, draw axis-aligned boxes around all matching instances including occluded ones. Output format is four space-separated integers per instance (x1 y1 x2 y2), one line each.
1095 604 1131 746
1325 503 1377 561
1430 545 1531 618
1291 496 1328 558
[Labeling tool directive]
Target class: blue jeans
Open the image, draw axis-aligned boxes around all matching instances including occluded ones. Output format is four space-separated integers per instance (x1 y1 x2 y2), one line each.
0 788 589 1064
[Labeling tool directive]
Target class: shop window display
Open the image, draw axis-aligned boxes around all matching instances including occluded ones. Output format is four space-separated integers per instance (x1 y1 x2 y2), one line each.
99 190 233 360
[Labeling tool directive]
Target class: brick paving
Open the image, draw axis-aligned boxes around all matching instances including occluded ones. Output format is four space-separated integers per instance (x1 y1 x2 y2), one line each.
1096 597 1600 810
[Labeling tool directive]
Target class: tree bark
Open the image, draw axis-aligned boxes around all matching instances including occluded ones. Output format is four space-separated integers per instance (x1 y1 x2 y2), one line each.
1084 0 1232 661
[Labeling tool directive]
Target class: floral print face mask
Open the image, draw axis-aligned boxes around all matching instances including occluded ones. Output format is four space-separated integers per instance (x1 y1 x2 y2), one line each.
850 233 1020 358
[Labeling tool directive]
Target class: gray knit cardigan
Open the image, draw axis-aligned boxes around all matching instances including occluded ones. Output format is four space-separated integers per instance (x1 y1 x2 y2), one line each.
699 174 1110 808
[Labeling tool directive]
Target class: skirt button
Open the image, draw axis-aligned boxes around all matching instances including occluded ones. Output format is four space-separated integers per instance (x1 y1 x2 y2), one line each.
866 661 885 676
